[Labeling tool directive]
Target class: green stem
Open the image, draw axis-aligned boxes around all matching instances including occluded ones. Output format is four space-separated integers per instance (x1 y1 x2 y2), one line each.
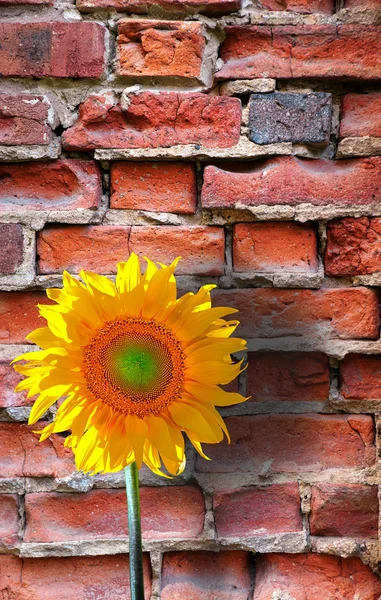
125 462 145 600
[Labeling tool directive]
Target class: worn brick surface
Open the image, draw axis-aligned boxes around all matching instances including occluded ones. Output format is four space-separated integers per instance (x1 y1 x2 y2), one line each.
196 414 376 473
24 486 205 542
0 291 52 344
233 222 318 274
310 484 379 538
247 352 330 402
248 92 332 145
77 0 241 15
161 551 252 600
0 361 33 407
0 494 19 548
117 20 204 78
0 423 75 478
217 25 381 80
0 94 52 146
340 354 381 400
254 554 381 600
259 0 333 10
325 217 381 276
214 484 302 538
202 157 381 209
344 0 381 6
0 224 23 275
37 225 225 275
110 162 196 213
213 288 379 340
0 554 152 600
0 23 106 78
0 161 101 211
340 93 381 139
62 92 241 150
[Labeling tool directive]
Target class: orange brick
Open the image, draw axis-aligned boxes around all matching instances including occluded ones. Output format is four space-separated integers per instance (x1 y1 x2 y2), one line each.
0 361 33 408
0 495 19 549
340 354 381 400
0 291 52 344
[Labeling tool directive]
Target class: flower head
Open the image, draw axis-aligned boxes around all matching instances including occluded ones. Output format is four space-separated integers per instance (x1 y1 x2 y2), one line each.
12 254 247 476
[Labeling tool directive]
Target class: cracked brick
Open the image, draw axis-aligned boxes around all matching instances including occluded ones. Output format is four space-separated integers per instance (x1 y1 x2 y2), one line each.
325 217 381 276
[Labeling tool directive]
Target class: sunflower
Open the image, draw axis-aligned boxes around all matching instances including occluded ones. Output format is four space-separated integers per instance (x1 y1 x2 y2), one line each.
12 254 247 477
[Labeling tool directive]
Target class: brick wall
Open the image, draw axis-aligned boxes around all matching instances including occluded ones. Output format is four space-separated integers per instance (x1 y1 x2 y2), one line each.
1 0 381 597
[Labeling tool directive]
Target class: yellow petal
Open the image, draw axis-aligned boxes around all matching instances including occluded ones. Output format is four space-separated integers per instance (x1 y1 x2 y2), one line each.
142 258 180 320
185 338 246 365
186 359 244 386
184 381 247 407
116 252 141 293
169 401 223 444
175 307 238 343
125 414 148 469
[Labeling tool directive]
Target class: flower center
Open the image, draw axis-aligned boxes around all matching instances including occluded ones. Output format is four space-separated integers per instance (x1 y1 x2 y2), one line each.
83 318 185 418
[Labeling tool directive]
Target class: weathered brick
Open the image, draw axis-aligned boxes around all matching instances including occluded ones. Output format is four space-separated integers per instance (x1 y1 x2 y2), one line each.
217 25 381 80
325 217 381 276
161 551 252 600
196 414 375 473
340 92 381 139
214 484 302 538
37 225 225 276
0 291 52 344
0 495 19 549
340 354 381 400
0 94 52 146
0 361 33 408
233 222 318 274
247 352 330 402
201 157 381 209
0 554 152 600
0 423 75 478
0 0 51 4
310 484 378 538
0 161 102 212
344 0 381 6
77 0 241 16
62 91 241 150
117 20 204 78
212 288 379 340
110 162 196 213
0 224 23 275
0 23 106 78
259 0 333 11
254 554 381 599
248 92 332 145
24 486 205 542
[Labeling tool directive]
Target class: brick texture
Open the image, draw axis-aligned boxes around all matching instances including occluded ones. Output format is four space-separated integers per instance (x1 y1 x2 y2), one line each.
340 354 381 400
110 162 196 213
77 0 241 15
0 94 52 146
259 0 333 10
233 222 318 274
325 217 381 276
217 25 381 80
0 224 23 275
310 484 379 538
202 157 381 209
0 494 19 549
63 92 241 150
24 486 205 542
0 291 52 344
340 92 381 138
0 361 33 407
161 551 252 600
117 20 204 78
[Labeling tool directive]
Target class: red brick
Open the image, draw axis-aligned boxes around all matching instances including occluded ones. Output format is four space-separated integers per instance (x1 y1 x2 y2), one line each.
233 222 318 274
117 20 204 78
214 484 302 538
62 91 241 150
110 162 196 213
0 0 51 4
202 157 381 209
340 93 381 139
254 553 381 600
0 23 106 78
0 94 52 146
0 495 19 548
340 354 381 400
0 361 33 408
0 554 152 600
213 288 379 340
0 291 52 344
325 217 381 276
24 486 205 542
0 224 23 275
161 551 251 600
310 484 378 538
37 225 225 276
0 423 75 478
217 25 381 80
77 0 241 16
259 0 333 11
0 161 102 212
247 352 330 402
196 414 376 473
